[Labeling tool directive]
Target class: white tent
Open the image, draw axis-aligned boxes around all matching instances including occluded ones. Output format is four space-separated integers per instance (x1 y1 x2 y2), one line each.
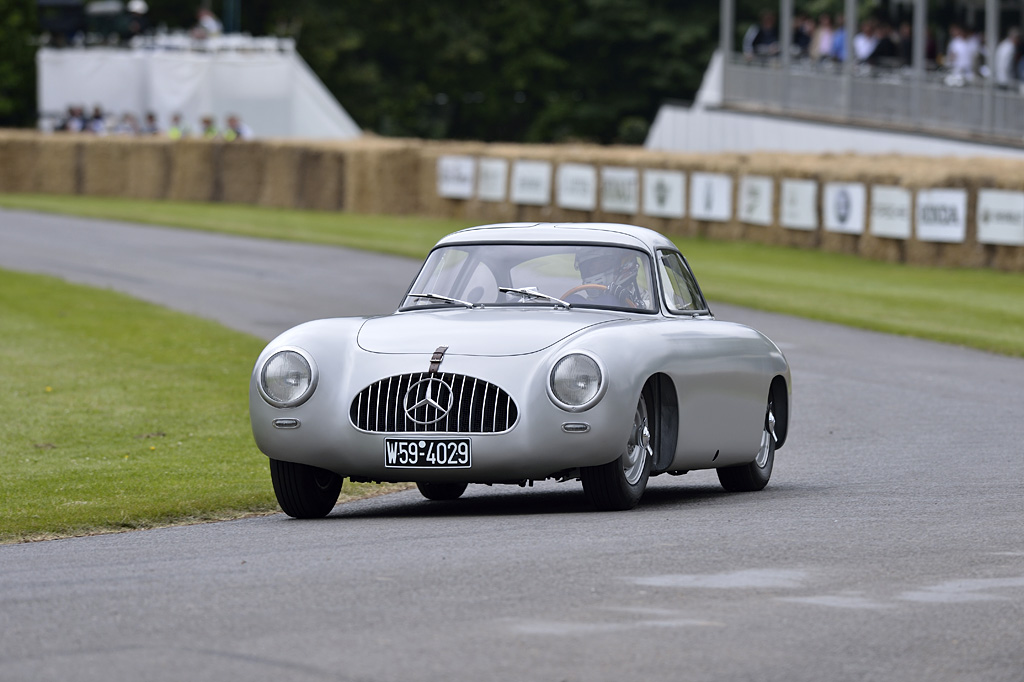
37 37 361 139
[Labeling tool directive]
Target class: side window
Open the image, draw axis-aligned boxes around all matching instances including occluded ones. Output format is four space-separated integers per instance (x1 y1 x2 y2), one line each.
658 251 706 313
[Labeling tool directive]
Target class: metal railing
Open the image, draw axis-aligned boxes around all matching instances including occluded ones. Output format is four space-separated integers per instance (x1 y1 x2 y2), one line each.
722 55 1024 144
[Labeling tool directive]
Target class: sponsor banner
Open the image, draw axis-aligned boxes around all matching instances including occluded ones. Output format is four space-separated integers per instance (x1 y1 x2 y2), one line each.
601 166 640 214
780 179 818 230
436 155 476 200
977 189 1024 246
738 175 774 226
556 163 598 211
824 182 866 235
870 186 912 239
690 172 733 222
510 160 553 206
642 169 686 218
476 158 509 202
916 189 967 243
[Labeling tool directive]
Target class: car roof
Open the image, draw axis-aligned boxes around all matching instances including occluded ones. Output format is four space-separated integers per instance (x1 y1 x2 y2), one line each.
436 222 678 253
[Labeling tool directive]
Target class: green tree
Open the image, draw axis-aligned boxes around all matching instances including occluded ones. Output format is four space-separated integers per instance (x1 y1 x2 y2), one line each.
0 0 38 127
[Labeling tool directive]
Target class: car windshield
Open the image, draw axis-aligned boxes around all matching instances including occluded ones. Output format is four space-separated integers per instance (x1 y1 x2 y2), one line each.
402 244 656 312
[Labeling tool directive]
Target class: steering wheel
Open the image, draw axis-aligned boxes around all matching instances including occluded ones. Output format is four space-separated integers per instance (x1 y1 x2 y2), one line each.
561 283 609 299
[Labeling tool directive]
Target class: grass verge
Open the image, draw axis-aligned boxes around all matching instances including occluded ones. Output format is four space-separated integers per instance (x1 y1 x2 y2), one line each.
2 193 1023 356
0 269 404 544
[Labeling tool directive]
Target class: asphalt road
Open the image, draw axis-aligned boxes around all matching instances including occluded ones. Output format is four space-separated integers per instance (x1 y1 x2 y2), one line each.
1 208 1023 682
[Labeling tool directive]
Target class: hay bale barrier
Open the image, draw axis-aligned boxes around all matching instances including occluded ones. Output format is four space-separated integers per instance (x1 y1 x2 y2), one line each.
1 129 1023 271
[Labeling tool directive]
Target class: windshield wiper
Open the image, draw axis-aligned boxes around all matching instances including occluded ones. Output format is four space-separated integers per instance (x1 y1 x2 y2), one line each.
498 286 571 309
407 292 476 308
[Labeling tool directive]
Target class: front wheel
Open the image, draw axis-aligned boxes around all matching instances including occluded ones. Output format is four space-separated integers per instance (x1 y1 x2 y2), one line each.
269 459 343 518
581 387 654 511
416 481 468 501
717 396 776 492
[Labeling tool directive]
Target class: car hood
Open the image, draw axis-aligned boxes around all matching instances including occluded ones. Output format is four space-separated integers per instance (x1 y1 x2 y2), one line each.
357 308 630 356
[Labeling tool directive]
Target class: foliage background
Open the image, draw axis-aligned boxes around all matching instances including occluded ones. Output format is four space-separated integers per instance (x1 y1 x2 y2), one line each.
1 0 766 142
0 0 38 127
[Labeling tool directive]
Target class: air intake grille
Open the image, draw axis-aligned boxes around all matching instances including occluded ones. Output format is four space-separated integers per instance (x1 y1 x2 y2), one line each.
350 372 518 434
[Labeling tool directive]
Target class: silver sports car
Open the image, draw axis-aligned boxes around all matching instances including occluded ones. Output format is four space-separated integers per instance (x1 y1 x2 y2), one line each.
249 222 791 516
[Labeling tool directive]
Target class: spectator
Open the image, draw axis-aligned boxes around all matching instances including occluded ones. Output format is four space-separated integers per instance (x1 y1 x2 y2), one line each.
831 14 847 61
898 22 914 66
743 11 780 60
868 21 900 66
853 19 879 63
113 113 139 135
199 115 219 139
87 106 107 135
193 8 223 39
141 111 160 135
947 24 979 82
167 113 189 139
223 115 253 141
793 14 814 58
58 105 86 132
994 27 1020 88
126 0 149 39
810 13 834 61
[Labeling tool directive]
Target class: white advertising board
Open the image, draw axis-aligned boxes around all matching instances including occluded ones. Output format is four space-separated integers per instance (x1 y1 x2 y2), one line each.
476 158 508 202
977 189 1024 246
823 182 866 235
642 169 686 218
510 160 553 206
436 155 476 200
780 179 818 230
870 186 912 239
738 175 774 226
601 167 640 214
690 172 733 222
916 189 967 243
556 163 598 211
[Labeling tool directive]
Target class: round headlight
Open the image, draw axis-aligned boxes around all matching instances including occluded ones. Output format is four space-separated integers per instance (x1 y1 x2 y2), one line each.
260 348 317 408
549 353 603 410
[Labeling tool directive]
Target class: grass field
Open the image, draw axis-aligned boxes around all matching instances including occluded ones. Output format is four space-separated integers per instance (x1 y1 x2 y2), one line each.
3 193 1023 356
0 269 402 544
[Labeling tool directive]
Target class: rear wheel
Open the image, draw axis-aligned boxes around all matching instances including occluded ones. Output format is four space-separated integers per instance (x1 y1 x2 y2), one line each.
581 387 654 511
269 459 343 518
717 396 776 492
416 481 469 501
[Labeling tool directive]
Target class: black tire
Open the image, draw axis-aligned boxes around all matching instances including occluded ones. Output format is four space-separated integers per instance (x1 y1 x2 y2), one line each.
416 481 469 501
717 396 776 492
269 458 343 518
581 386 654 511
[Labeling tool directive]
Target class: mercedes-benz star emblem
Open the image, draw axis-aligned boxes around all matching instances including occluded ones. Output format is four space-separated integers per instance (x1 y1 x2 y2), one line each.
403 378 454 425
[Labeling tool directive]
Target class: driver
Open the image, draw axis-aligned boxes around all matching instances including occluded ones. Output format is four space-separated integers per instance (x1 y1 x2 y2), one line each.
569 248 649 308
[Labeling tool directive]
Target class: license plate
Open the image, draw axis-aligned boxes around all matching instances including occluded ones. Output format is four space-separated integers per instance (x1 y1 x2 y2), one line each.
384 438 471 468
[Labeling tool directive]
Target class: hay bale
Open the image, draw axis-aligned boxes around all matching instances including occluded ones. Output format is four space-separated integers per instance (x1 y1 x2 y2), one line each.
0 136 40 192
257 142 304 208
32 136 81 195
80 137 133 197
296 147 346 211
124 139 172 200
219 142 266 205
340 138 424 215
167 140 218 202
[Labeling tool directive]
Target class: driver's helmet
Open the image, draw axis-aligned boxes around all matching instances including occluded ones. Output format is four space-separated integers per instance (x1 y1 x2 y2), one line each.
575 248 637 288
574 247 647 307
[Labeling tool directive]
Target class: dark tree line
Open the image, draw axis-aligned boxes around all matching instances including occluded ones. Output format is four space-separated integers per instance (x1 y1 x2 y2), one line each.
0 0 770 142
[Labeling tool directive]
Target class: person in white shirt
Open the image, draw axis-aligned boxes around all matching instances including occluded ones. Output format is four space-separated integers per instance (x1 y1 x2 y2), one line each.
994 27 1020 88
854 20 879 62
947 24 979 81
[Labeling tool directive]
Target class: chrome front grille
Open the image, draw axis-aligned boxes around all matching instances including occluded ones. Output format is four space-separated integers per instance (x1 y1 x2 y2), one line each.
350 372 519 434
